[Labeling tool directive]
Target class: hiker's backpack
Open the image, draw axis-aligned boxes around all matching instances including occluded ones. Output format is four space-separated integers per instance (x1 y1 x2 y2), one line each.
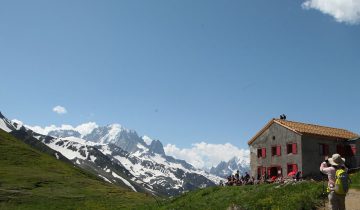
334 168 351 195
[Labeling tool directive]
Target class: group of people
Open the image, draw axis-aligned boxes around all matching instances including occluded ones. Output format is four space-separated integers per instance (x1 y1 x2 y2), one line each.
223 171 255 186
223 170 301 186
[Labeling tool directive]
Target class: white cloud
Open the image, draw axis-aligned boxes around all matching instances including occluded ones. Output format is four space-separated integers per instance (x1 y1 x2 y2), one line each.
302 0 360 24
53 106 67 114
164 142 249 170
75 122 98 137
25 122 98 137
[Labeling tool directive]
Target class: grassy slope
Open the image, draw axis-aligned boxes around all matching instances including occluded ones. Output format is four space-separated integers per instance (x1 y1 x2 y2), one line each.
141 181 324 210
142 171 360 210
350 171 360 189
0 130 155 210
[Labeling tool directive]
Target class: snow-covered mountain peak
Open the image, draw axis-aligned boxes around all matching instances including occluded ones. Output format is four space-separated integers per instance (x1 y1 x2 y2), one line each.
229 155 250 166
105 124 123 142
149 139 165 155
11 119 24 129
0 112 15 132
75 122 98 137
209 155 250 178
142 135 153 145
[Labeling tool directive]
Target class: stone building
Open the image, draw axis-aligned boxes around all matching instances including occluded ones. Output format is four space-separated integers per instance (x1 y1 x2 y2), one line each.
248 119 359 179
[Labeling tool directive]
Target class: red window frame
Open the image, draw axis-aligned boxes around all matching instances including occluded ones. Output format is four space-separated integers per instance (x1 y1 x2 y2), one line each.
287 163 298 174
257 148 266 158
262 167 266 176
271 145 281 156
287 143 297 154
258 166 266 176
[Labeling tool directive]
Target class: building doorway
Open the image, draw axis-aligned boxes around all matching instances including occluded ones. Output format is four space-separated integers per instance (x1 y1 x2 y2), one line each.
268 166 282 178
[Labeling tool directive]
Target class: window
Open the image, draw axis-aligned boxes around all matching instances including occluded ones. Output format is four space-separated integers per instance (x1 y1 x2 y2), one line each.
287 164 298 174
257 166 267 179
337 145 345 156
319 144 329 156
271 145 281 156
257 149 262 158
257 148 266 158
345 145 356 157
287 143 297 154
271 146 276 156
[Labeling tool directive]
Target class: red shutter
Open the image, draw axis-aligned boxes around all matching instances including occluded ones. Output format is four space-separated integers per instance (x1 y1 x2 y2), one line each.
351 145 357 155
292 143 297 154
276 146 281 156
262 148 266 158
324 144 329 156
293 164 298 172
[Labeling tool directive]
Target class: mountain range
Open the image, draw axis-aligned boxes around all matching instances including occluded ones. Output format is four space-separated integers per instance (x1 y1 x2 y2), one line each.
1 112 240 196
209 156 250 178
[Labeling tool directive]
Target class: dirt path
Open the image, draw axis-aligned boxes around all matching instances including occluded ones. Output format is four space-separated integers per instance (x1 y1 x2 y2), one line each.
318 189 360 210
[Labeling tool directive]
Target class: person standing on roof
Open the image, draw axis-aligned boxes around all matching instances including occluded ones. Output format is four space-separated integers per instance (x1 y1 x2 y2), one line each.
320 153 347 210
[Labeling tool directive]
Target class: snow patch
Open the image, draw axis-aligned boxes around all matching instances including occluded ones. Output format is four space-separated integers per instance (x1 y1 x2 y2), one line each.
46 139 88 160
136 143 149 152
90 155 97 162
11 119 23 130
142 135 153 145
111 172 137 192
0 118 12 132
98 175 112 183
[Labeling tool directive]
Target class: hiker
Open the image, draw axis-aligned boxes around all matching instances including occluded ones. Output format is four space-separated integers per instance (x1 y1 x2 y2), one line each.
235 170 240 180
320 153 348 210
244 172 250 182
294 171 301 181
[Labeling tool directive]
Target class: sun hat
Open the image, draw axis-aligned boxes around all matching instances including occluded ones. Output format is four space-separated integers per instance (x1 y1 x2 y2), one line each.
328 153 345 166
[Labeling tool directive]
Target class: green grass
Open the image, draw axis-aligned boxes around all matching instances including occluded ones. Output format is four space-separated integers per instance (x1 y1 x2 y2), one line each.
350 171 360 189
139 181 324 210
0 130 155 210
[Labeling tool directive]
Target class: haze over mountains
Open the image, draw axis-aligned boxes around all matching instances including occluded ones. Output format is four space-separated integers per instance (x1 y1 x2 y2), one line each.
1 111 249 196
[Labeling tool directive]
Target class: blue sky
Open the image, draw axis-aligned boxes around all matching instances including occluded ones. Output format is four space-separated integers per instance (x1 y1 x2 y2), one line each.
1 0 360 153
